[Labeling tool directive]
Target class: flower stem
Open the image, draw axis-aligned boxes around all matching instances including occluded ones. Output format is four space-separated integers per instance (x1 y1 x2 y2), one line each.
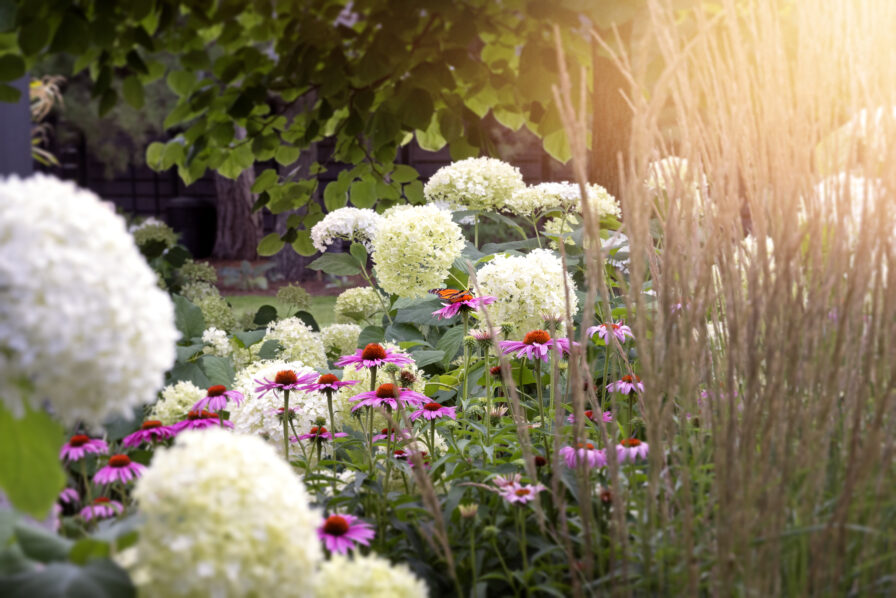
474 213 479 250
462 312 470 408
281 390 292 460
359 266 393 324
483 348 492 456
80 459 92 504
326 393 337 435
430 419 437 457
367 367 378 470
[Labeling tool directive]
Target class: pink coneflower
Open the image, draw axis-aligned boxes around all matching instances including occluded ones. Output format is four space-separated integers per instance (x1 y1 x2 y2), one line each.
567 410 614 424
58 488 79 504
616 438 649 463
79 497 123 521
432 294 497 320
254 369 318 398
317 514 375 554
492 473 522 489
175 410 234 431
501 483 546 504
302 373 358 394
94 454 146 485
559 442 608 469
606 374 644 395
409 402 457 421
349 383 427 412
293 426 348 442
373 427 410 442
59 434 108 462
122 420 176 448
192 384 244 411
334 343 413 369
499 330 575 363
587 322 634 343
392 449 430 468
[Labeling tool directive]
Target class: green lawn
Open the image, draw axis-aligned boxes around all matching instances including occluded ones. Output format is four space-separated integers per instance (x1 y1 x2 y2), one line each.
226 294 337 328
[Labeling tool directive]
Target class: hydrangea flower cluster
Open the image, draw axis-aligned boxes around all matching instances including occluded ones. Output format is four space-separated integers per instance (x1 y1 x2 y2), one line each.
195 293 238 332
264 317 328 370
130 218 179 249
334 286 386 324
201 327 260 371
505 182 620 219
314 552 428 598
320 323 362 358
477 249 579 333
149 381 207 426
542 214 580 249
0 175 177 425
645 156 707 210
372 205 466 298
423 157 525 211
230 360 334 460
130 429 322 598
311 207 383 253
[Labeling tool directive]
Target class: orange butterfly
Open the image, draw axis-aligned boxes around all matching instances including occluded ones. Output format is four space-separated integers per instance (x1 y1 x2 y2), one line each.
429 288 474 303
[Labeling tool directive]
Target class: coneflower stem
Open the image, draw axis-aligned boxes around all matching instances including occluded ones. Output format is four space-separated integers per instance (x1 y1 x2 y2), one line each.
483 349 492 455
462 311 470 408
326 393 337 436
282 389 291 461
367 367 378 469
430 419 437 457
80 459 92 504
474 213 479 249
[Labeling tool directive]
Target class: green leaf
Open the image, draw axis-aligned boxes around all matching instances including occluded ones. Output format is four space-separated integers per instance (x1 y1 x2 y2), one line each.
308 253 361 276
436 326 466 367
256 339 282 360
323 181 348 211
0 53 25 82
253 304 278 326
48 14 89 55
14 522 74 563
0 83 21 102
175 343 203 363
358 325 385 346
0 560 135 598
167 362 210 388
172 295 206 341
17 20 50 56
295 310 320 332
0 404 65 519
292 230 316 256
145 142 165 169
409 349 445 368
394 298 451 327
401 88 435 131
98 89 117 117
199 355 235 387
233 329 266 348
542 128 571 164
251 168 278 194
166 70 196 96
349 242 367 266
390 164 418 183
257 232 285 256
121 76 144 109
68 539 111 566
275 145 300 166
349 178 376 209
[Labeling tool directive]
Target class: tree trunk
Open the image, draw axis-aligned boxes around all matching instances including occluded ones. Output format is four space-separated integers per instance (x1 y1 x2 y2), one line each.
212 168 262 260
589 31 633 197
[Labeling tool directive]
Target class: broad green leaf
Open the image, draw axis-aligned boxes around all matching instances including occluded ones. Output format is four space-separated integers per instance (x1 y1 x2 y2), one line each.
292 230 316 256
199 355 235 387
233 329 266 348
349 178 376 209
409 349 445 368
385 323 424 344
145 142 165 169
166 70 196 96
167 362 210 388
13 522 73 563
349 242 367 266
401 88 435 130
257 232 285 256
390 164 418 183
275 145 300 166
68 539 111 566
0 404 65 519
0 83 21 102
436 326 466 367
323 180 348 211
0 560 135 598
394 298 451 327
17 21 50 56
172 295 206 341
358 325 385 346
542 128 571 164
295 310 320 332
251 168 278 193
308 252 361 276
253 304 279 326
121 76 144 109
256 339 282 360
0 53 25 82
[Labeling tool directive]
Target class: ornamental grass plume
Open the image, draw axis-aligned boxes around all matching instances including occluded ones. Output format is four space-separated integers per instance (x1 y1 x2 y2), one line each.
423 156 524 212
477 249 579 333
314 552 428 598
0 174 177 425
130 429 322 598
371 204 465 298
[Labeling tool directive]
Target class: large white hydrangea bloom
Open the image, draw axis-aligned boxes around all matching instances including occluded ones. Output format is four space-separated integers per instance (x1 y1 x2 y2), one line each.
264 317 328 370
149 381 205 426
477 249 579 334
314 553 428 598
230 360 333 460
0 175 177 424
372 205 465 298
311 207 383 253
131 429 322 598
335 286 386 324
505 181 620 219
320 323 362 358
424 157 525 212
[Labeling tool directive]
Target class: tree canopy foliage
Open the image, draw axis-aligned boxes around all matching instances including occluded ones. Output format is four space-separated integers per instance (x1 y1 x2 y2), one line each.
0 0 651 254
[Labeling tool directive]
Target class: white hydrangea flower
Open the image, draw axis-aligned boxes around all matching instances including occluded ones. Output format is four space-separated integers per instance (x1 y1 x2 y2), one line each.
645 156 707 211
334 286 387 324
0 175 177 425
320 323 362 357
230 360 333 460
264 317 328 370
477 249 579 334
506 181 620 219
542 214 580 249
201 327 260 370
131 429 322 598
311 207 383 253
314 553 428 598
424 157 525 211
372 205 465 298
149 381 206 426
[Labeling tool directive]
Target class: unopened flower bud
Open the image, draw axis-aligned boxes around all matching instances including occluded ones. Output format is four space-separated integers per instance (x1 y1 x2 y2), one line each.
458 503 478 519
